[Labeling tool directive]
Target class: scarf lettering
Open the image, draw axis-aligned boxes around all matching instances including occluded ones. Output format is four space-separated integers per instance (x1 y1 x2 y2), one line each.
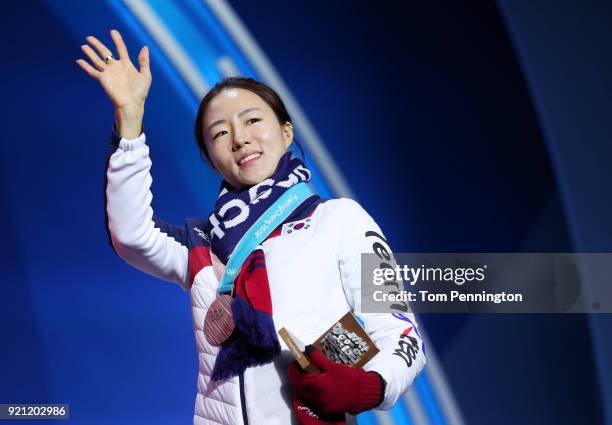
218 199 250 229
208 159 311 245
276 165 311 188
208 214 225 240
249 178 274 204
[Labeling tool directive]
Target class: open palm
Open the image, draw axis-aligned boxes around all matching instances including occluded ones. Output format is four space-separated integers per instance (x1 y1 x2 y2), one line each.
76 29 151 111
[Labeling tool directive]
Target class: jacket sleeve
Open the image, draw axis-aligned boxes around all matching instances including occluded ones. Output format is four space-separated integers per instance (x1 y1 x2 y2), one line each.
105 128 190 291
336 198 426 410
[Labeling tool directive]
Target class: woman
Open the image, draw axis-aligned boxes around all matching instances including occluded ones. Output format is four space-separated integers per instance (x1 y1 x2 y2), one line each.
77 29 426 425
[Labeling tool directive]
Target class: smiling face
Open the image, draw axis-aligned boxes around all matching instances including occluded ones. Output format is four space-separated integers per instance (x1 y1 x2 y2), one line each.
202 88 294 190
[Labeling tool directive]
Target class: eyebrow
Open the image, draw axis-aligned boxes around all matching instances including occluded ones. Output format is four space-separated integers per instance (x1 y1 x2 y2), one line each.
207 107 262 133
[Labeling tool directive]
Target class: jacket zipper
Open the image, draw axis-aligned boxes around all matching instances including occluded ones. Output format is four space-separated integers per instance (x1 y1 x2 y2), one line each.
239 373 249 425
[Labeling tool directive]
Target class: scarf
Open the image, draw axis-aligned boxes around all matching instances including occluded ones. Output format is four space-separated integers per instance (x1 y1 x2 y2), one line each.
205 151 321 381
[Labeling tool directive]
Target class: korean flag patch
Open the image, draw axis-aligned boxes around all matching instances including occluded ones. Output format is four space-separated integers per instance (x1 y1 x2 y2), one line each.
282 217 312 235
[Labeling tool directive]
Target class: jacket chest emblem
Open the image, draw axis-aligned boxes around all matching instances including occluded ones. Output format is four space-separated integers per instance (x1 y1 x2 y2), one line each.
282 218 312 235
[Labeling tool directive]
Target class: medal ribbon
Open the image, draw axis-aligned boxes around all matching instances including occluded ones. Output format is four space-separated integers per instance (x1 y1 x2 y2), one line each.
217 182 314 294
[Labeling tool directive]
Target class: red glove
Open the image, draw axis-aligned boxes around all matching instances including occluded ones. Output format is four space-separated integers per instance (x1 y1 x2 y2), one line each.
287 346 386 416
292 392 346 425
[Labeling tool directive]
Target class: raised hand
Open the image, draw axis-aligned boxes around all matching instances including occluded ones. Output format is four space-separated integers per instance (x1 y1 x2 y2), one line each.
76 29 151 110
76 30 151 138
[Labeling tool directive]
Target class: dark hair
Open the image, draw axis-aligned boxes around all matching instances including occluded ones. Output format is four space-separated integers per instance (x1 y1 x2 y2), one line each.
194 76 305 167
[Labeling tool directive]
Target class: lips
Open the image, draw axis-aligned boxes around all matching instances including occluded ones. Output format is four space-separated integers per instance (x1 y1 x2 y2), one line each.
238 151 262 166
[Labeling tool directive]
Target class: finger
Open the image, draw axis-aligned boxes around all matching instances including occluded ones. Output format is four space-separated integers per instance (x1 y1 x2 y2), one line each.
287 362 303 385
138 45 150 76
75 59 101 79
86 35 113 61
110 29 129 60
80 44 106 71
287 362 321 392
307 349 333 372
287 362 317 387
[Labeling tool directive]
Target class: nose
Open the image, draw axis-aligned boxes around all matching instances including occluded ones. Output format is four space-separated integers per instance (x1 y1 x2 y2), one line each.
232 126 250 151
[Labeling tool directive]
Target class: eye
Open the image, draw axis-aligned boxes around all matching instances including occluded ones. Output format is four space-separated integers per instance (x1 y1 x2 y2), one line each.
246 117 261 125
213 130 228 140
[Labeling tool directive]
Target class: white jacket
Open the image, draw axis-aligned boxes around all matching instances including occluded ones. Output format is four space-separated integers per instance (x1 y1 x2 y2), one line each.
105 133 426 424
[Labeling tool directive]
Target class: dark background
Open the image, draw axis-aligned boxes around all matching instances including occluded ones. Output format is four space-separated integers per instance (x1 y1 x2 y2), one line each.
1 1 610 424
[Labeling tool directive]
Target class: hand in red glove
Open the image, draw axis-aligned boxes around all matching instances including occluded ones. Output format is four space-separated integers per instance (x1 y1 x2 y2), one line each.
287 345 386 416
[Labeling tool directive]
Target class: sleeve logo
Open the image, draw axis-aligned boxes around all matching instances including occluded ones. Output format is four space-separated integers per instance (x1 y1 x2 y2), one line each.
393 326 421 368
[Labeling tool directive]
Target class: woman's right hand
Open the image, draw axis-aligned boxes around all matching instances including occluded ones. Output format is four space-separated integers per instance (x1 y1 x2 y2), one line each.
76 29 151 138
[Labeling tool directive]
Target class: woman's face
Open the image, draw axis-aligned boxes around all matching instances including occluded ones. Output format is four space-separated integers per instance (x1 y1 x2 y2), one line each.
202 88 293 190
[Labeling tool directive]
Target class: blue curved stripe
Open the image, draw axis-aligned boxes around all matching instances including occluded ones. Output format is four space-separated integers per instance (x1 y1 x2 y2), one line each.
181 0 256 77
357 410 380 425
415 373 447 425
389 398 415 425
107 0 199 110
147 0 223 86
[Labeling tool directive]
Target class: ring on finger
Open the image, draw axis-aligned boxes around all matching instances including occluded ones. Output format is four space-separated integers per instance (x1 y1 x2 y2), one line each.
104 54 115 64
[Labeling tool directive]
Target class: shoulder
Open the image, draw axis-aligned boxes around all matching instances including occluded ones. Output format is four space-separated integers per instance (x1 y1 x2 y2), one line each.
316 197 374 225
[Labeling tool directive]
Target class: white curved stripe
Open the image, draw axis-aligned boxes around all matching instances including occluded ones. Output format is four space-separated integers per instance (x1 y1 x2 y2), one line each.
405 386 431 425
420 333 466 425
373 410 396 425
217 55 240 78
203 0 354 199
123 0 209 96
